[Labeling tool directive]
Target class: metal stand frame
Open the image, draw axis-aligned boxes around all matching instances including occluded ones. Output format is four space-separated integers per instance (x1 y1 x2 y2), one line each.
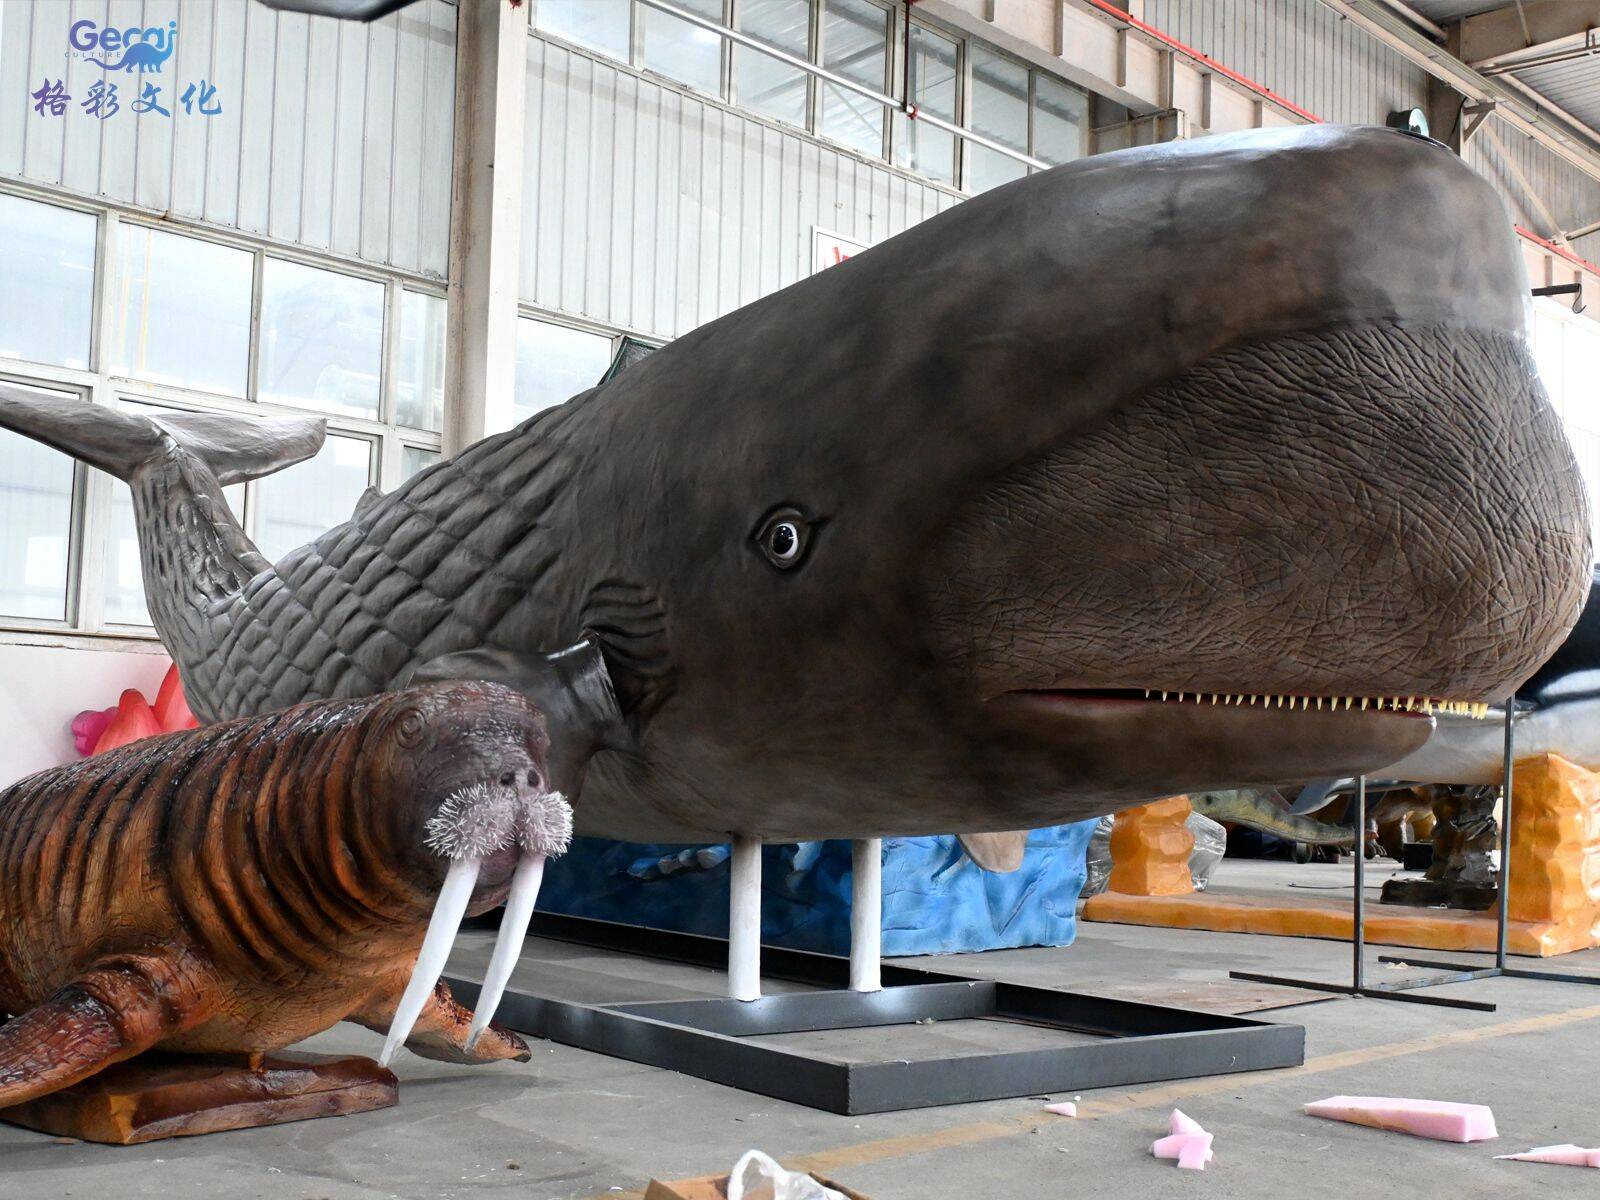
448 908 1305 1114
1375 705 1600 990
1230 770 1498 1012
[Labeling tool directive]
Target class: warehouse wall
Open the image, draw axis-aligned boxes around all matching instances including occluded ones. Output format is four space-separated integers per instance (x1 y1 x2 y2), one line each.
1141 0 1428 127
522 33 961 342
1138 0 1600 265
0 0 456 278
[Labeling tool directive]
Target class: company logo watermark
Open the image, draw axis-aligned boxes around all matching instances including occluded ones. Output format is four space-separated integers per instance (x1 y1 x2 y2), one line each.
28 18 221 122
68 19 178 74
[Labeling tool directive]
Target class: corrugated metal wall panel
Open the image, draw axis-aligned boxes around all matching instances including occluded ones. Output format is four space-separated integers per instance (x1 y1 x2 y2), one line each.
1466 115 1600 266
1141 0 1429 126
522 34 961 341
0 0 455 278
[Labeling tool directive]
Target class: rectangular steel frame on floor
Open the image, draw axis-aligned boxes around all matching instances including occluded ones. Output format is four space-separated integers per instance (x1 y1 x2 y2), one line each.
445 913 1305 1115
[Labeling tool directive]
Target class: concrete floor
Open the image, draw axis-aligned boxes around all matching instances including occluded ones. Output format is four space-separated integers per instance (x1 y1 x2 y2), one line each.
5 858 1600 1199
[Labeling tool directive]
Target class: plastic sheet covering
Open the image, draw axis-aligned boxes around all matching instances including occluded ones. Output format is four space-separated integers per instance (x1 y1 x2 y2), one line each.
1081 812 1227 898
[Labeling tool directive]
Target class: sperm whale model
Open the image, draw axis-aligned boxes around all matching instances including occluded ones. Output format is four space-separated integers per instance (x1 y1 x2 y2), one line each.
0 682 571 1109
0 125 1589 873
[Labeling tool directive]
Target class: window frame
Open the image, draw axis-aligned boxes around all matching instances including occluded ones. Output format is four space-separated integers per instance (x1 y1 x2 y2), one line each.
0 181 446 641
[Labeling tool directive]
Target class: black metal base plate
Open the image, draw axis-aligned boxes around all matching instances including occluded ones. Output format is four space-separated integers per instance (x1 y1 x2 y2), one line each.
447 913 1305 1115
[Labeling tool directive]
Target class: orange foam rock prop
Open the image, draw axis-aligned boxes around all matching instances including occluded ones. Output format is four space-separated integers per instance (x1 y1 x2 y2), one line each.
1085 755 1600 957
1107 796 1194 896
1305 1096 1497 1143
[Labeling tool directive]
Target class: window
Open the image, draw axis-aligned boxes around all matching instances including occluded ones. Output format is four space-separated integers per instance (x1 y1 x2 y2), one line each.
258 259 385 420
401 445 441 482
0 415 75 623
255 433 374 565
397 291 447 432
112 227 253 395
968 46 1030 194
643 0 724 95
1034 73 1088 167
820 0 889 157
514 317 615 425
736 0 811 127
1534 299 1600 563
537 0 632 62
893 25 958 185
0 197 445 637
0 195 95 370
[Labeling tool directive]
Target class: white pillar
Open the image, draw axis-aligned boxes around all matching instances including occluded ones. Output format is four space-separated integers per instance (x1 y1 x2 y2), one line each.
728 835 762 1001
850 838 883 992
444 0 528 454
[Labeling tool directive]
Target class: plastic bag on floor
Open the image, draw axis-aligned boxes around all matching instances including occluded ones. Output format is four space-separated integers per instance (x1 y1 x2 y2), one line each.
1081 812 1226 897
727 1150 847 1200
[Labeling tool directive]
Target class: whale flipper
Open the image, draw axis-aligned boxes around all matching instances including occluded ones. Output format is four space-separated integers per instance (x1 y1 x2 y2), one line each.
958 831 1029 872
0 380 324 484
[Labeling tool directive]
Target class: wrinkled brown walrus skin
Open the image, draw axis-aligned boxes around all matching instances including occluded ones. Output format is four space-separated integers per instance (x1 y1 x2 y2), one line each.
0 681 543 1110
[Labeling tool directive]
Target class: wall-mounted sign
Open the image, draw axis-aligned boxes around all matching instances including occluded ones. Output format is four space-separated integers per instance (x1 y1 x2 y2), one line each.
812 227 870 274
29 18 222 122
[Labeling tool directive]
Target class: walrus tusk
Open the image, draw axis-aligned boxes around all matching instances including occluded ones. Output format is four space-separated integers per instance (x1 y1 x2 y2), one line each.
465 852 548 1051
379 855 482 1067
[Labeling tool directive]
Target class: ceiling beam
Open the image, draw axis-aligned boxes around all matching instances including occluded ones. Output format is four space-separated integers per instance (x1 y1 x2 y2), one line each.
1316 0 1600 186
1461 2 1600 70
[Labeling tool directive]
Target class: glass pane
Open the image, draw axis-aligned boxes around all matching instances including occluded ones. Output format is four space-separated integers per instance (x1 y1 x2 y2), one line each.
736 0 810 126
513 318 613 426
969 45 1029 193
258 259 384 420
892 25 957 185
396 291 446 432
0 413 74 622
401 445 440 482
0 194 95 370
103 403 245 627
821 0 888 157
643 0 724 95
254 433 372 564
1034 73 1088 166
1533 304 1566 414
113 227 252 395
536 0 630 61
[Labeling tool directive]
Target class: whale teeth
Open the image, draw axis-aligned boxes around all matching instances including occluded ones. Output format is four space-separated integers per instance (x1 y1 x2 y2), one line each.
1136 690 1489 718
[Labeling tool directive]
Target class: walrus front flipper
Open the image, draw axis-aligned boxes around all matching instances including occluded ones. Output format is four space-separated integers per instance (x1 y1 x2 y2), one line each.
0 379 324 483
958 831 1030 872
0 950 214 1109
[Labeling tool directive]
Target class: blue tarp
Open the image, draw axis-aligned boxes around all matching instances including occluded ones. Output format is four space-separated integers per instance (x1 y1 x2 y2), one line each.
537 821 1098 957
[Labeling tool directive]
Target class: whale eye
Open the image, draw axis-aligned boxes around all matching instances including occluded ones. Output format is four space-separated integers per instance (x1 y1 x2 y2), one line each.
753 507 816 570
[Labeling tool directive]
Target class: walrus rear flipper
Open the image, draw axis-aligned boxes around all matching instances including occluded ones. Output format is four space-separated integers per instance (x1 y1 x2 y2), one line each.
0 950 214 1109
0 379 324 484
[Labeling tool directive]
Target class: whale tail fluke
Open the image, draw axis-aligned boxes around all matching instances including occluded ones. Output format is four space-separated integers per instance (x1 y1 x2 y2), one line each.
0 379 325 483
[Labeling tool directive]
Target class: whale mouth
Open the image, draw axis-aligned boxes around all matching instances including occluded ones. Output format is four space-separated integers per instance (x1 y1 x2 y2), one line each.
1006 689 1488 718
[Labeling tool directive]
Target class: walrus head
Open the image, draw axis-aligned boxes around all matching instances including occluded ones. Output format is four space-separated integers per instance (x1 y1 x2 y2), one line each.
356 681 572 1065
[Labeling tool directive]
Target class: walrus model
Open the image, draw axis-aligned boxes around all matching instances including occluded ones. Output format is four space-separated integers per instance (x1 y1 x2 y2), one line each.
0 682 572 1109
0 125 1589 870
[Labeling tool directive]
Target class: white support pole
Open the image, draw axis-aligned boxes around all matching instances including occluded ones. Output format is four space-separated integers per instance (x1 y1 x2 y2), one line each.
728 835 762 1001
850 838 883 993
443 0 528 454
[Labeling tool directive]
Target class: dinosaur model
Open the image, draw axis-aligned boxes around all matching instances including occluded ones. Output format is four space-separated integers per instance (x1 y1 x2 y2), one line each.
0 681 572 1111
0 126 1588 867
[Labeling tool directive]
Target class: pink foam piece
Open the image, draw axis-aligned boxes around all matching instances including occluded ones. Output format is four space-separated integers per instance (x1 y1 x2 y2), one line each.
1494 1144 1600 1167
1171 1109 1205 1136
1177 1139 1211 1171
1044 1102 1077 1117
1304 1096 1497 1143
1153 1132 1213 1164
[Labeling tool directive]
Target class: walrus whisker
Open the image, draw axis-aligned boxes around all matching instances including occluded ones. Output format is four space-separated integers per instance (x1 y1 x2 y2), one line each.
379 855 481 1067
